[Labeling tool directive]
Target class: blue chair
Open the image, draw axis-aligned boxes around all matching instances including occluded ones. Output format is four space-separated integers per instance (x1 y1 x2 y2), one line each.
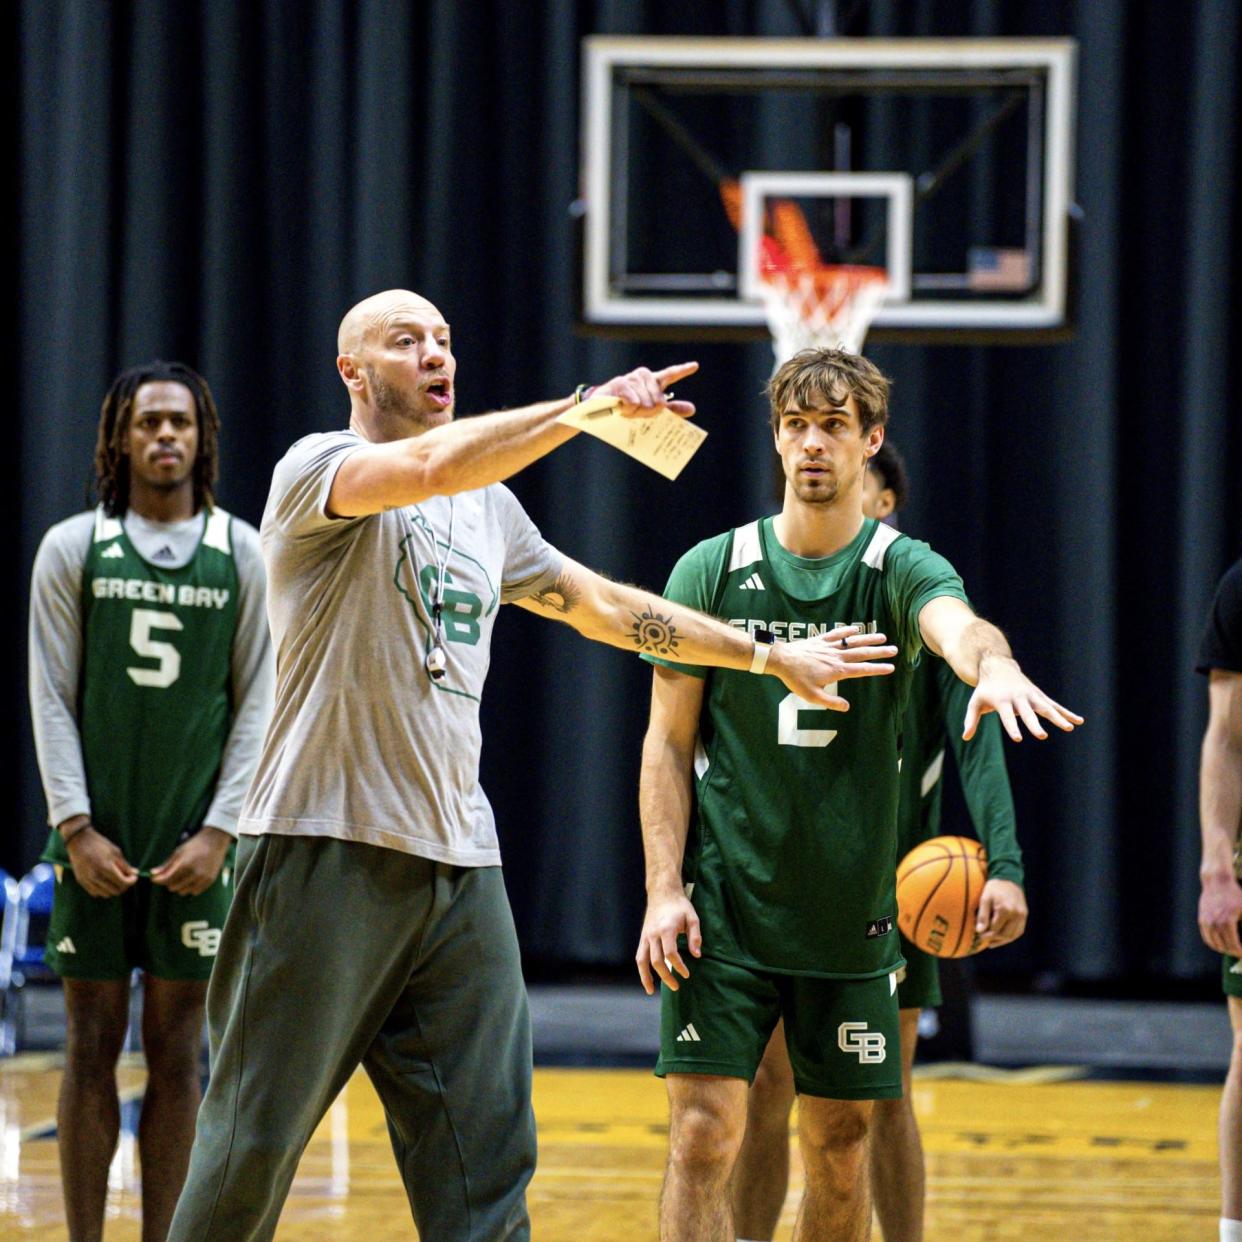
1 864 57 1053
0 869 18 1054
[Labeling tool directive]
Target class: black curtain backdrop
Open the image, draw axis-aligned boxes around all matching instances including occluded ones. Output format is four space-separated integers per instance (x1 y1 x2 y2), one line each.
10 0 1241 988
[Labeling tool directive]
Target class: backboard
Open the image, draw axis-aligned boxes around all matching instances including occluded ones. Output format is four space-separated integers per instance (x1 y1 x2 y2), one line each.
579 37 1078 342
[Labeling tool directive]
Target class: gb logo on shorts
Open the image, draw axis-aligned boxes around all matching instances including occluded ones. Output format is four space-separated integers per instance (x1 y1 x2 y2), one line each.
837 1021 887 1063
181 921 222 957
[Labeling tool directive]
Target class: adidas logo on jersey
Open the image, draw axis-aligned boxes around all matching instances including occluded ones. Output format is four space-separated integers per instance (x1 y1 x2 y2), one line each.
739 572 765 591
152 545 176 561
1231 960 1242 975
100 543 124 559
675 1023 702 1043
55 937 76 954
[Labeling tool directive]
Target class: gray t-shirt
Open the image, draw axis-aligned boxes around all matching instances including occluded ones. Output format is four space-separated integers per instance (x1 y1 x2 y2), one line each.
239 430 562 866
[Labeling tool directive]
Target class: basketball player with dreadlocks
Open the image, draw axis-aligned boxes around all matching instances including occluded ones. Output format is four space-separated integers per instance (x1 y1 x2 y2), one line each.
28 362 273 1242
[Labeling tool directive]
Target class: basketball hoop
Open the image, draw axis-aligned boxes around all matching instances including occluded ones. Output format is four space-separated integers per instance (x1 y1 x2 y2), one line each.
758 256 889 364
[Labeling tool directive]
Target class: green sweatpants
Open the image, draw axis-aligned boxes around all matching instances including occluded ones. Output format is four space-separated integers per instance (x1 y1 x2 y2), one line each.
168 834 535 1241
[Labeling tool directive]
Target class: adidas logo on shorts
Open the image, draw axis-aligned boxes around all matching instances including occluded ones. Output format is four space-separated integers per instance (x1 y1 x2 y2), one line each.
675 1023 702 1043
55 937 76 954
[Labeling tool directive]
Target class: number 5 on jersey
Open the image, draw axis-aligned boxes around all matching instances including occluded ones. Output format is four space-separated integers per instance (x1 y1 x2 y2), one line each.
128 608 184 688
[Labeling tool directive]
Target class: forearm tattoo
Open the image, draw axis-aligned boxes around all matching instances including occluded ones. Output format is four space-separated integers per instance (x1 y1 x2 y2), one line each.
529 572 582 615
630 604 680 656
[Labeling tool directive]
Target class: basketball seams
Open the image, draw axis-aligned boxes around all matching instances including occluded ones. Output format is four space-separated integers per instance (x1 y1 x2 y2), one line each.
950 849 969 956
909 866 951 950
896 836 987 959
896 854 958 884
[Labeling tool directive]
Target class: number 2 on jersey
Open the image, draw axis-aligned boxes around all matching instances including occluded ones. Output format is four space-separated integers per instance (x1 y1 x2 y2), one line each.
128 608 184 688
778 686 839 747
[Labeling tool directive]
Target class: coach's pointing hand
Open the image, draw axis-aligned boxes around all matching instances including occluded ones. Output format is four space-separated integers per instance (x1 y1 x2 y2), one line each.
592 361 699 418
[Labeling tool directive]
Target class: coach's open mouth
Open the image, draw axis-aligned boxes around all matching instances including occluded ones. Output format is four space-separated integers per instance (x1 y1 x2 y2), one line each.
425 379 452 406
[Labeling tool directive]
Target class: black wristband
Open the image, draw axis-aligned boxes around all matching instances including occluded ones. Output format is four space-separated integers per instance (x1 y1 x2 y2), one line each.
574 383 596 403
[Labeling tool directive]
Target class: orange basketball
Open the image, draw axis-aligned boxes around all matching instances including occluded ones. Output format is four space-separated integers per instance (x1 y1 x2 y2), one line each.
896 835 989 958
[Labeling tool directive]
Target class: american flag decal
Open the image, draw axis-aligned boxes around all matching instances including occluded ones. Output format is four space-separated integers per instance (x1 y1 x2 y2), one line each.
967 247 1033 292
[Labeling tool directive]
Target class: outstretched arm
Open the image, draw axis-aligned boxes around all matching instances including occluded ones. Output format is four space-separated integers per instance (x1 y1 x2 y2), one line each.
514 558 898 708
918 595 1083 742
1199 670 1242 957
328 362 699 516
635 666 706 994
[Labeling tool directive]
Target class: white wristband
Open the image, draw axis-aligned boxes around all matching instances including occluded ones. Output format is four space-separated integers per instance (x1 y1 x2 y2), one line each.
749 640 772 675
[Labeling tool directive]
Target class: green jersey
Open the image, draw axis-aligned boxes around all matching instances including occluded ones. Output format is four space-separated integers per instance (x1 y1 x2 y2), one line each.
898 655 1023 885
43 506 240 872
649 516 967 978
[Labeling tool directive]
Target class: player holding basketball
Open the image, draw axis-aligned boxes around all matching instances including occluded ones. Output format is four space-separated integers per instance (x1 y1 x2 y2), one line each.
168 290 876 1242
1195 556 1242 1242
730 440 1027 1242
28 362 273 1242
636 348 1080 1242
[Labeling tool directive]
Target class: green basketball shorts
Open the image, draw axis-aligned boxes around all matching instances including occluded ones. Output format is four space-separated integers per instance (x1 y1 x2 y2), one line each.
45 859 234 981
1223 955 1242 999
657 951 902 1100
894 930 942 1010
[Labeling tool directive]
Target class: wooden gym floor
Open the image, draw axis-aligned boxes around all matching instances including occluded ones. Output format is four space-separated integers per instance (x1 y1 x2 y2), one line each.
0 1054 1219 1239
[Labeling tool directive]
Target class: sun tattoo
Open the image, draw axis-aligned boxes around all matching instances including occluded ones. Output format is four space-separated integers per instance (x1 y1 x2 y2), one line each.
530 573 582 614
630 605 680 656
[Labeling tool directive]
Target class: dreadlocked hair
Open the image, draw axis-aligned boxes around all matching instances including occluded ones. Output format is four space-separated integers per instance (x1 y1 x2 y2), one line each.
93 361 221 518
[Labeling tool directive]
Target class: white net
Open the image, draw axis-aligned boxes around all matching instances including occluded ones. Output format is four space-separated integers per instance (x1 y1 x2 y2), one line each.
759 265 889 364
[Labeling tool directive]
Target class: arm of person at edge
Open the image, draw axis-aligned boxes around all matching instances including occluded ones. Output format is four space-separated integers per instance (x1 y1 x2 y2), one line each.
151 527 276 897
1198 670 1242 958
28 524 138 898
917 595 1084 743
513 557 898 708
939 661 1027 950
633 664 706 995
326 362 700 517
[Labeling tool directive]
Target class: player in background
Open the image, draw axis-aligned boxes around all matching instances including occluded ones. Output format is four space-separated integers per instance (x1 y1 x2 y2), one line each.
636 348 1080 1242
1195 556 1242 1242
28 362 273 1242
730 440 1028 1242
